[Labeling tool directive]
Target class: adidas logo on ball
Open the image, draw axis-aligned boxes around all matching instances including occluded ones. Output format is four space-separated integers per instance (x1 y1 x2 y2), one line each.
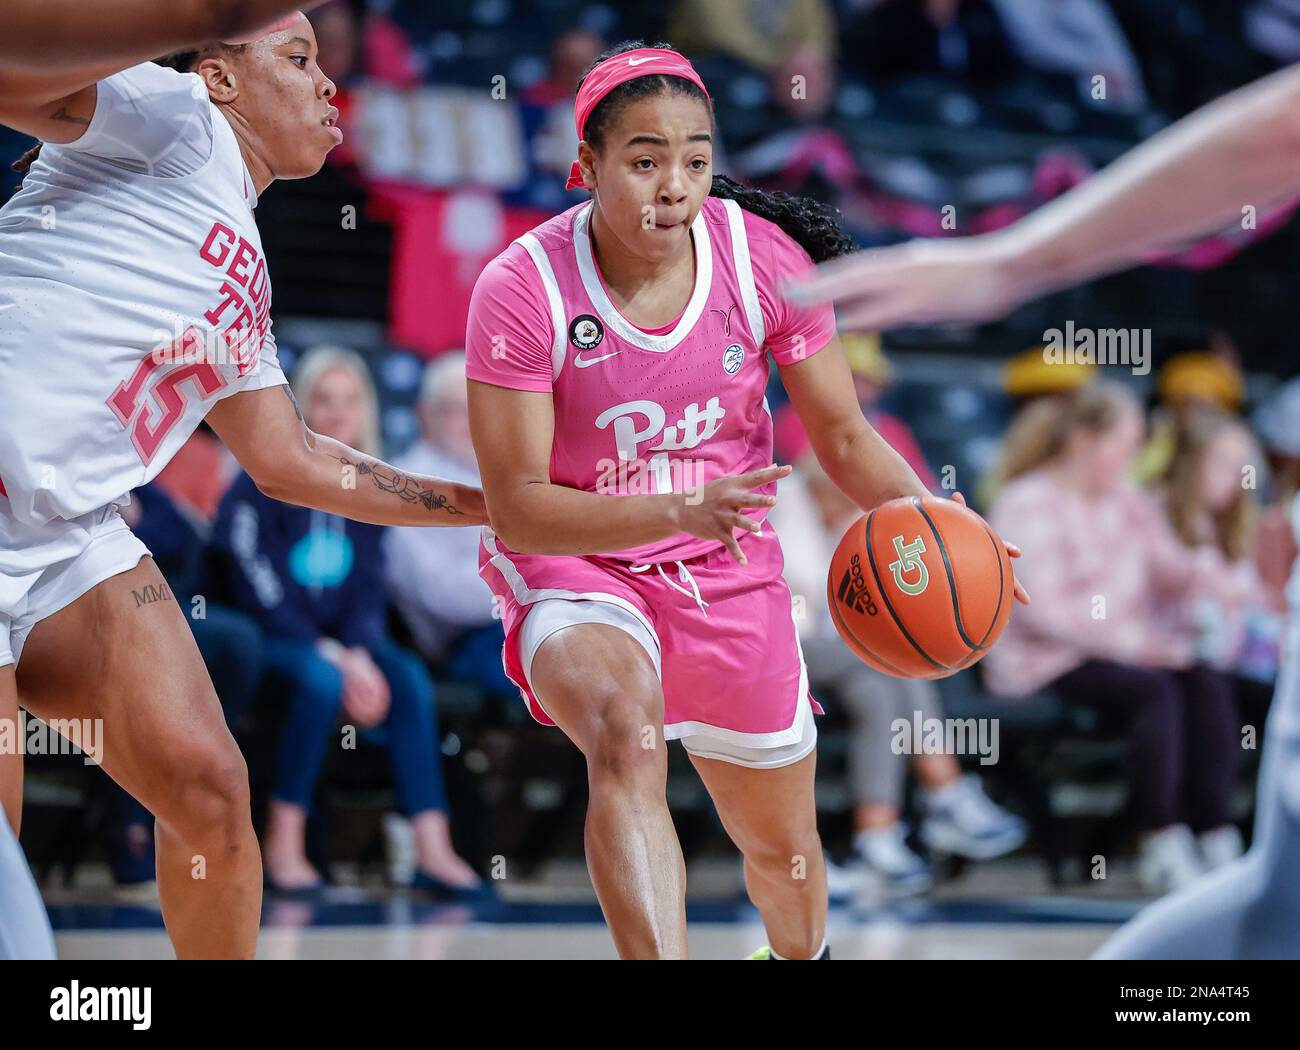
836 553 878 616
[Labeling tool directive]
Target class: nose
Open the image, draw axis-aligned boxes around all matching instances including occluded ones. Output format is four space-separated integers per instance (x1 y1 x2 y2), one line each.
658 168 688 207
318 71 337 101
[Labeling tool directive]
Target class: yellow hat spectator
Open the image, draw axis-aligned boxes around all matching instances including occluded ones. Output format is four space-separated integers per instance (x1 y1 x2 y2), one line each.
1003 346 1096 398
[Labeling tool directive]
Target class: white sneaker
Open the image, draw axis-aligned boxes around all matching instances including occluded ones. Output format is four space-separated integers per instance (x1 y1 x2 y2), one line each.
854 824 933 896
1137 824 1205 894
1198 825 1244 870
920 775 1029 860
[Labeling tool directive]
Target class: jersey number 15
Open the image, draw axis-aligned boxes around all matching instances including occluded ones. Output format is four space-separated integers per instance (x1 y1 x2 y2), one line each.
107 328 230 466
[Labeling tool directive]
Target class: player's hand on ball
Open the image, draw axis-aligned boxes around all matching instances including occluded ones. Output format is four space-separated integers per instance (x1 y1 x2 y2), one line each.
678 463 791 565
785 234 1026 331
952 491 1030 605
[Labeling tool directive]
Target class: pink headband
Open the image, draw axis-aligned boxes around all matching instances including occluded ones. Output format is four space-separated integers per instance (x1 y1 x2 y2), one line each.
566 48 711 191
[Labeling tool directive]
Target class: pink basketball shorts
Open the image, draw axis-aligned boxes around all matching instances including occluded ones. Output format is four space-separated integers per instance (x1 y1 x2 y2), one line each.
478 524 821 769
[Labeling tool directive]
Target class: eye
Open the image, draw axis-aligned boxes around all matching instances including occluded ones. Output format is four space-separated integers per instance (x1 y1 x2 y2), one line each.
689 158 708 171
290 55 309 68
633 158 655 170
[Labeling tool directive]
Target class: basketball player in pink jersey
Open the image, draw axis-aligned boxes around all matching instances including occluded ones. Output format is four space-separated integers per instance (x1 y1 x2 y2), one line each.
467 42 1025 960
0 13 485 959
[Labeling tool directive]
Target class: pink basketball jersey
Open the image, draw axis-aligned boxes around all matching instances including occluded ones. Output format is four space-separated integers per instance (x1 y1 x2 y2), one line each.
466 195 836 563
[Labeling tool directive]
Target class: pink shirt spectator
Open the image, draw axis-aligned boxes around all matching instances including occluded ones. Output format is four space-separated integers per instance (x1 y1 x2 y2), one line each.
984 470 1260 697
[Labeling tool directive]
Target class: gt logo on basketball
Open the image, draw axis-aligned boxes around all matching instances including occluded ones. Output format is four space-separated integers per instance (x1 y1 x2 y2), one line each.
889 535 929 595
838 553 878 616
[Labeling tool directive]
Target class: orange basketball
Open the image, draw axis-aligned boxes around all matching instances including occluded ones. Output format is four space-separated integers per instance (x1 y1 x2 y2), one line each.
827 496 1014 679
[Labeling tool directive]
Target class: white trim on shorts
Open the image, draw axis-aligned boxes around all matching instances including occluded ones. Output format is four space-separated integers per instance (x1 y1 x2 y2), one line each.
482 527 662 646
0 507 149 668
493 531 817 769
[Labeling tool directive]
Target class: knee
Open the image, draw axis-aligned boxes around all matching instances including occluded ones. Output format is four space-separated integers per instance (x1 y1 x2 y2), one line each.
579 685 663 790
741 825 824 886
161 744 252 844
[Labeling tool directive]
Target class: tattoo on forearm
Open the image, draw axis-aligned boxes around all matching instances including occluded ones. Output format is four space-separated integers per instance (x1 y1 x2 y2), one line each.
50 106 89 127
131 582 173 608
328 450 466 516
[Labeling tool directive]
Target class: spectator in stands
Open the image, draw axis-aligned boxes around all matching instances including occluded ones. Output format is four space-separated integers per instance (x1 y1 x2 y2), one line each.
987 0 1148 112
772 338 1027 895
517 29 606 211
1158 410 1267 674
670 0 838 121
385 352 513 696
1135 337 1246 483
839 0 1019 85
985 381 1248 894
210 347 483 898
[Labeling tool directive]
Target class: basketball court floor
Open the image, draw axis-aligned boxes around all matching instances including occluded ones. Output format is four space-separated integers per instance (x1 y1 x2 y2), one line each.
44 857 1139 960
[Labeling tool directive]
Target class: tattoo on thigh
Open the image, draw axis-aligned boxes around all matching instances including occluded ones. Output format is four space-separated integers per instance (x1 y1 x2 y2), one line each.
131 582 174 608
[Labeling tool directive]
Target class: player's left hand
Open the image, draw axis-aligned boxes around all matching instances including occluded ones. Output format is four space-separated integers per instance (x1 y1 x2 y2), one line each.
951 491 1030 606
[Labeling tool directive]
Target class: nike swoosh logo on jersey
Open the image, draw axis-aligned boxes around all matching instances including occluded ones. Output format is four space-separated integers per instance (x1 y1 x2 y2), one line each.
627 57 658 66
574 351 622 368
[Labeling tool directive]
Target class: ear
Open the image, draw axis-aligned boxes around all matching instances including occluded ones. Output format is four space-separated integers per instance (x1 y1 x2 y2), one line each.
577 140 597 190
195 56 239 104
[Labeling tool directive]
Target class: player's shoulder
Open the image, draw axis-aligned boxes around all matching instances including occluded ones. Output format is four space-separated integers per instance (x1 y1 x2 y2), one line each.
103 60 205 102
518 201 587 255
475 203 584 286
723 197 800 255
707 196 815 284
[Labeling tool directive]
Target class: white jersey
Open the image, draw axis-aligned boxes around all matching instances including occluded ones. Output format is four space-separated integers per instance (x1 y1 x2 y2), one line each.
0 62 286 529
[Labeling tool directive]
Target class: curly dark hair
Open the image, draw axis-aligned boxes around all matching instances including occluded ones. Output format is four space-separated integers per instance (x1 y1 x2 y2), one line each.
577 40 856 263
10 43 246 183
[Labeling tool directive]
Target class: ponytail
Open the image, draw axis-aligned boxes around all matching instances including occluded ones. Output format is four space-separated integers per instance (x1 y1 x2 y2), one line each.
709 173 855 263
11 143 42 182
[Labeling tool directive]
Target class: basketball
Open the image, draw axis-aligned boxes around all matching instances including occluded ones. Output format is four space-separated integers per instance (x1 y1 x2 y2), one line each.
827 496 1015 679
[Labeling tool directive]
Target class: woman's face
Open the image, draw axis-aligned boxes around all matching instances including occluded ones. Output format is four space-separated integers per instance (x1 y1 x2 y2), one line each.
306 366 367 448
1068 402 1144 491
201 14 342 179
584 92 714 266
1200 425 1253 513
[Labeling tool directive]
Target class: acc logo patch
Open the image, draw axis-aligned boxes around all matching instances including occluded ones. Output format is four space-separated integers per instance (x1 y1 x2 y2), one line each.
722 344 745 375
569 314 604 351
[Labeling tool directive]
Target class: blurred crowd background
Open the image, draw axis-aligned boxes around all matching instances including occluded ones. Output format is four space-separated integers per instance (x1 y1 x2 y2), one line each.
10 0 1300 904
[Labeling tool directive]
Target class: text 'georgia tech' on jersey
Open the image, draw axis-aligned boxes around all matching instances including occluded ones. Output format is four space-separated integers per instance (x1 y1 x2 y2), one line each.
0 62 287 529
